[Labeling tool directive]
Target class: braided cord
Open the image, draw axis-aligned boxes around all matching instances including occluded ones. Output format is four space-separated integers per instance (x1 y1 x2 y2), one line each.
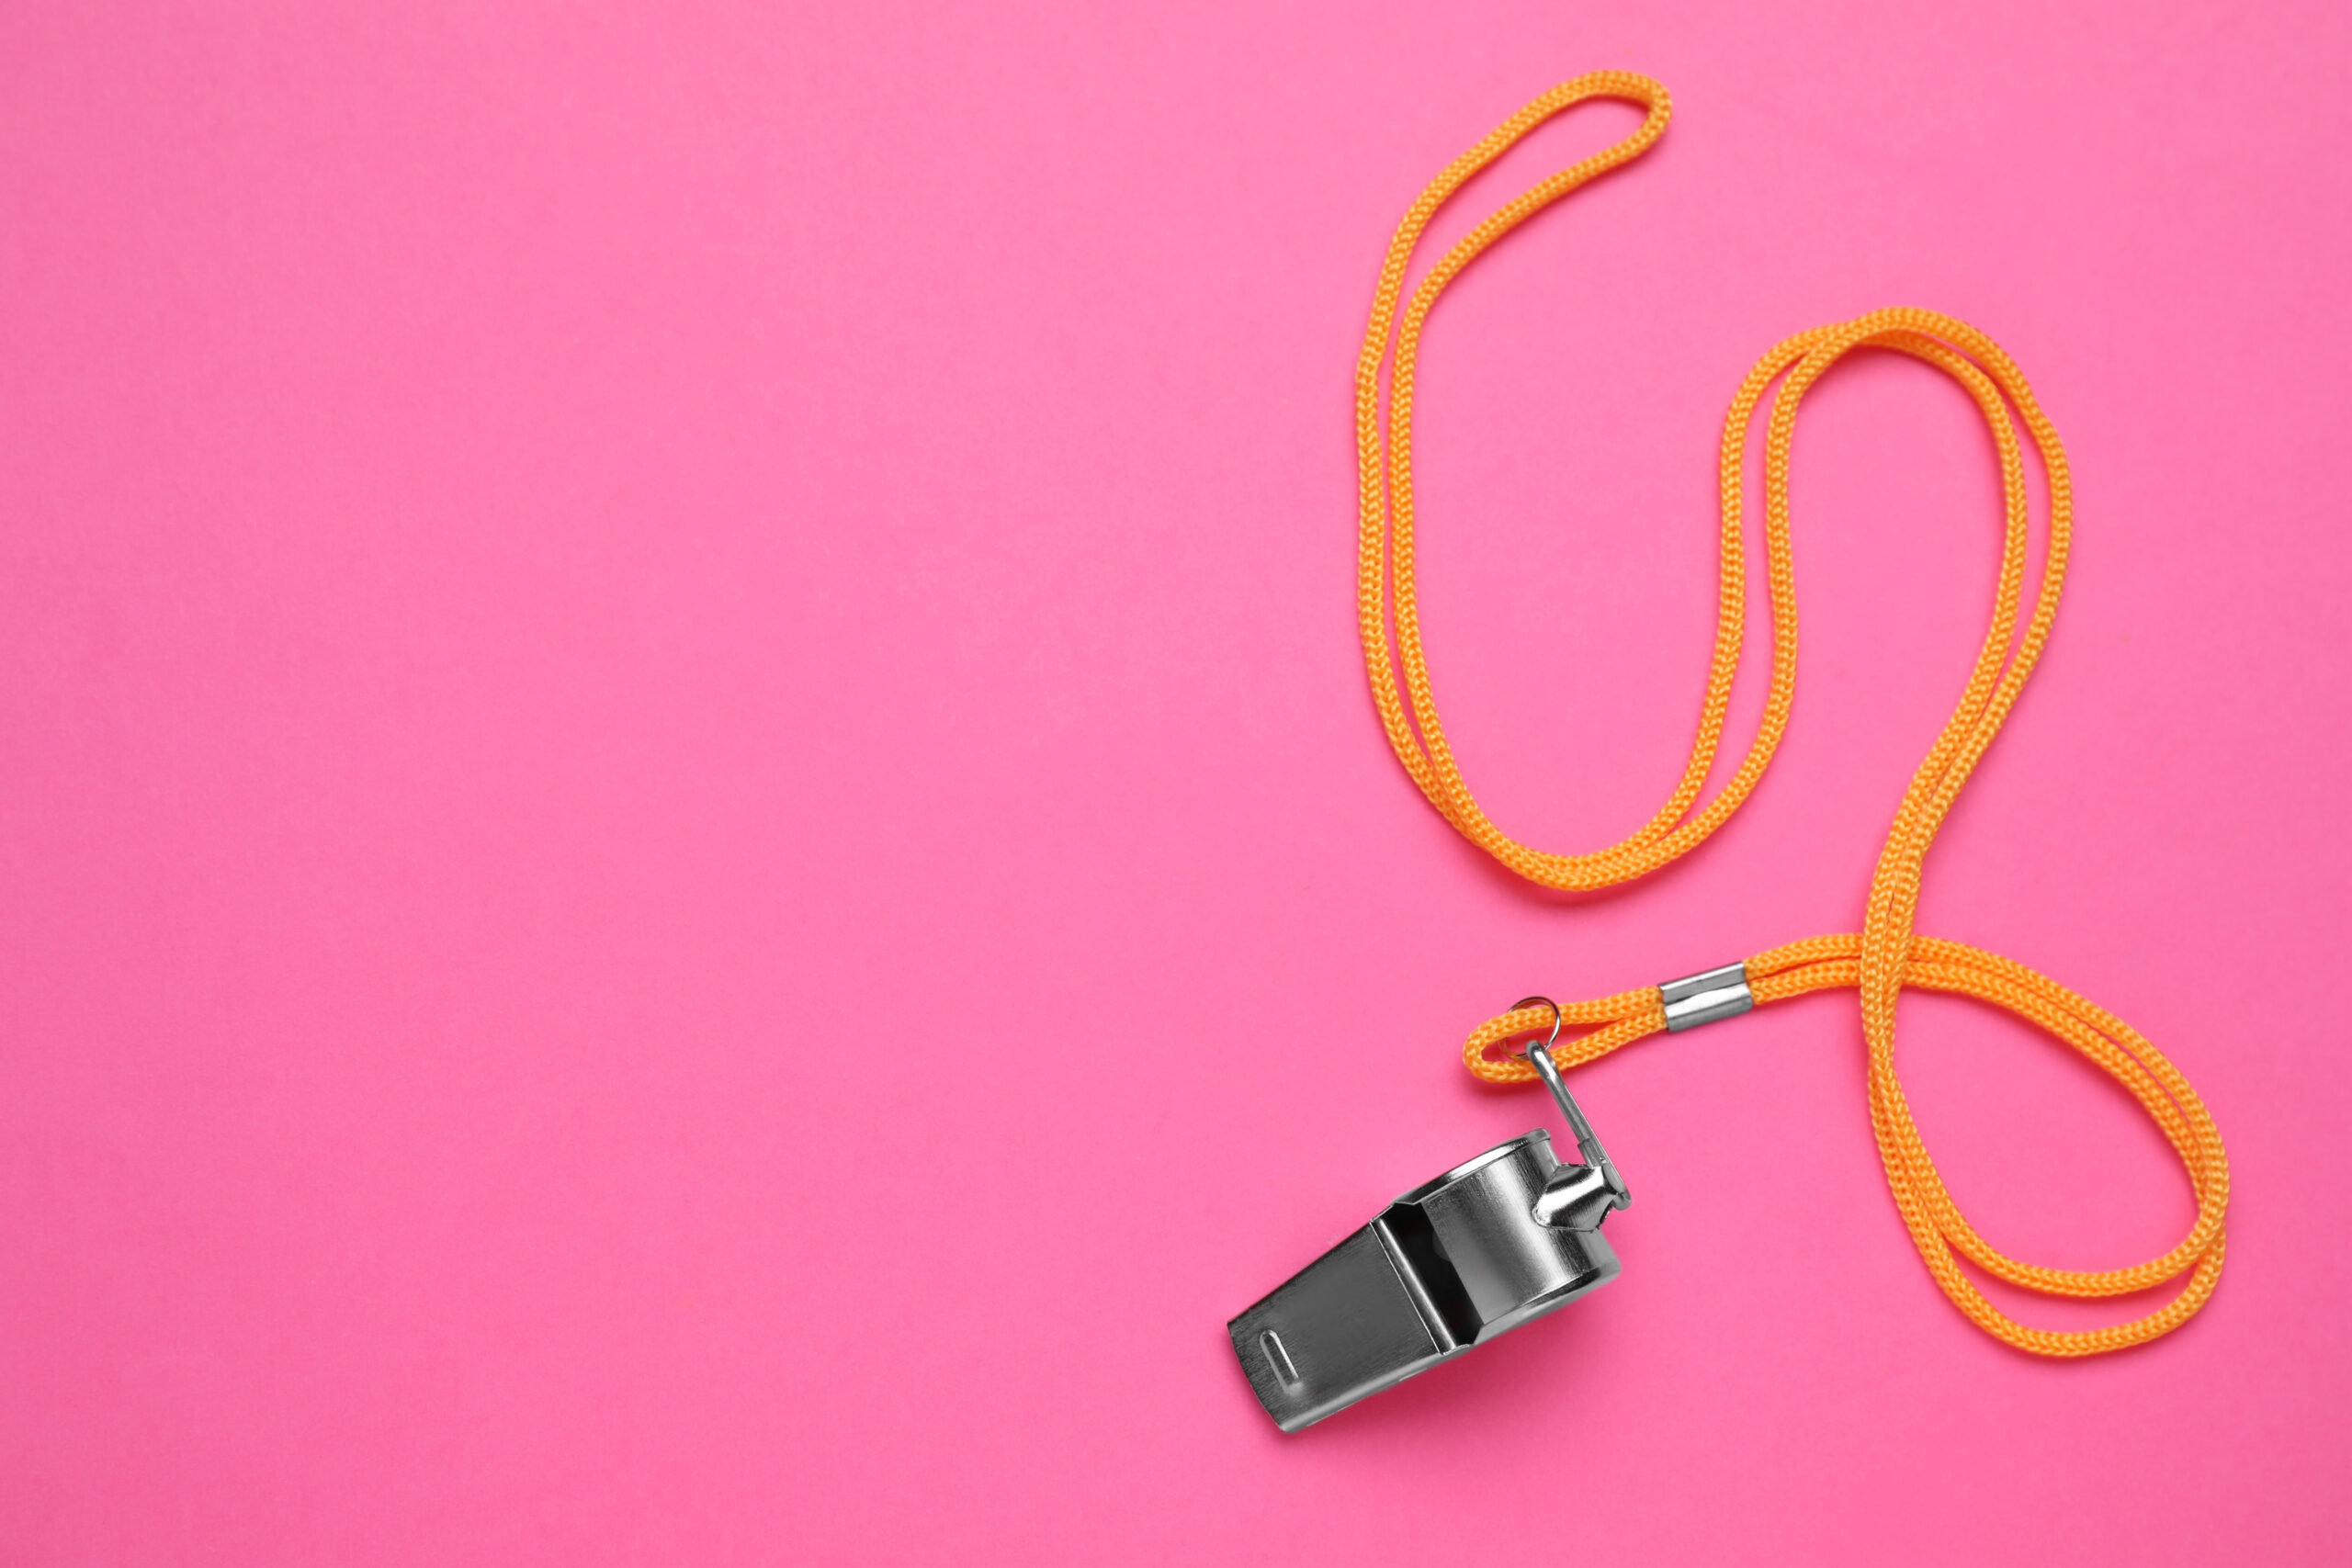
1363 74 2229 1356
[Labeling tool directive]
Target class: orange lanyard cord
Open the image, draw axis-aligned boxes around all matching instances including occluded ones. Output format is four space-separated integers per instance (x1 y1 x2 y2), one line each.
1362 73 2229 1356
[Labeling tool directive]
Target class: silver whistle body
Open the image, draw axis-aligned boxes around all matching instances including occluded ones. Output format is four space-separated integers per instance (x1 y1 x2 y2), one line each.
1228 1127 1621 1431
1227 1036 1630 1432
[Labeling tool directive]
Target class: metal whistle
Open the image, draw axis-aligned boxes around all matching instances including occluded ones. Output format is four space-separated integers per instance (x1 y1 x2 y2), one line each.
1227 1022 1632 1433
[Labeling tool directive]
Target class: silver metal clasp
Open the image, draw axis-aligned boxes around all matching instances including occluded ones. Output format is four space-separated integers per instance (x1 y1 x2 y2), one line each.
1661 961 1751 1031
1226 999 1627 1432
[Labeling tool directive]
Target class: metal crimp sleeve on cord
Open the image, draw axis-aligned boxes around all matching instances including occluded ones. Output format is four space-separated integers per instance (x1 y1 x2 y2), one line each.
1659 963 1752 1032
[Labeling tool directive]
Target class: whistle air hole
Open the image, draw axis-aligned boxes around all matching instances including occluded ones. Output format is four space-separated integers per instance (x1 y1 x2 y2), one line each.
1260 1331 1302 1390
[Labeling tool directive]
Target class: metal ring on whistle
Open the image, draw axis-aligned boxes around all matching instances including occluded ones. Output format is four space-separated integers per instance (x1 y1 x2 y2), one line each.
1510 994 1632 1213
1510 995 1563 1054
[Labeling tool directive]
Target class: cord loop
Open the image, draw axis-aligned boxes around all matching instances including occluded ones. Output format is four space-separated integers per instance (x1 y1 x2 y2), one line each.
1360 73 2229 1356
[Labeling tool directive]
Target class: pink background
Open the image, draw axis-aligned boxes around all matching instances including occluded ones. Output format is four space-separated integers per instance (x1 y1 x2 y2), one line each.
4 2 2348 1562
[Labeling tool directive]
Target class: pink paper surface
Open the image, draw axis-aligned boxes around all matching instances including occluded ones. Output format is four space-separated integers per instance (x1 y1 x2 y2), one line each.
4 3 2348 1562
